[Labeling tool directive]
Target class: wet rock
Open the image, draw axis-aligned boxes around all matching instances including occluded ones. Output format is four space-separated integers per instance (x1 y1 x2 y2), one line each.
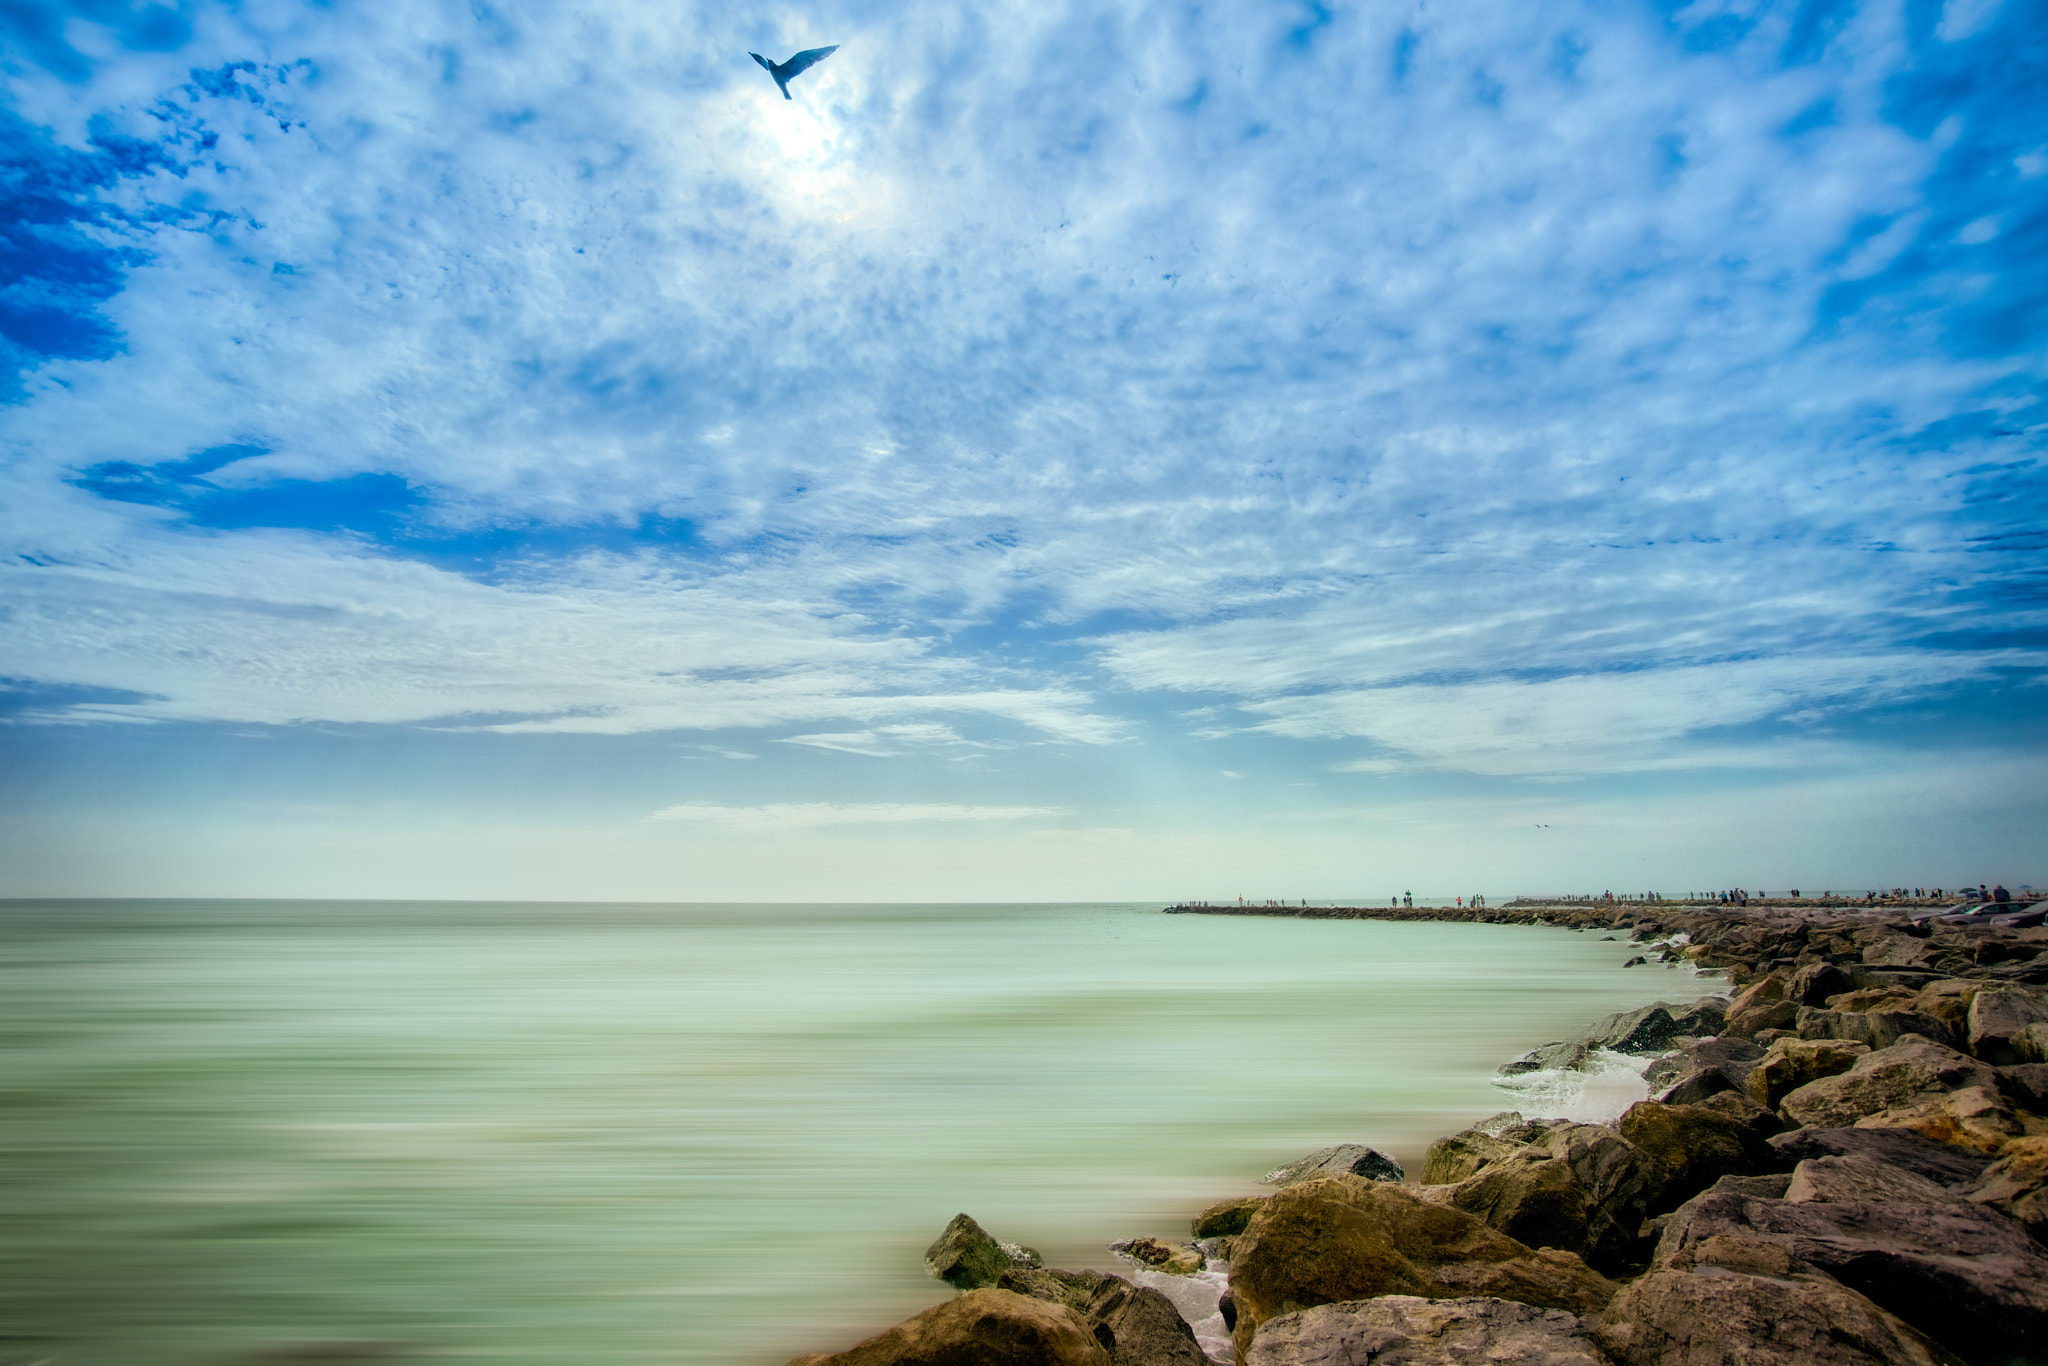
997 1268 1209 1366
1594 1236 1961 1366
1191 1196 1265 1239
1617 1101 1772 1212
1622 955 1647 968
1746 1038 1869 1110
1504 1001 1728 1076
1790 960 1856 1007
1965 1135 2048 1243
786 1287 1111 1366
1967 986 2048 1066
1419 1113 1555 1185
1263 1144 1404 1187
1777 1035 2020 1150
1449 1122 1661 1272
1645 1038 1765 1106
1653 1174 2048 1365
1109 1236 1203 1276
1227 1176 1615 1361
925 1213 1043 1290
1248 1295 1607 1366
1666 998 1729 1038
1765 1125 1994 1187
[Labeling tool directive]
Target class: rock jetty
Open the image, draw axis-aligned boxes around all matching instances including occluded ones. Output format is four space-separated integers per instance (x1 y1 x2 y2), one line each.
782 897 2048 1366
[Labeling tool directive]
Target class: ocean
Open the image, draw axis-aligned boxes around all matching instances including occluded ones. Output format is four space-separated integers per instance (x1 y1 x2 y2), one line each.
2 899 1719 1366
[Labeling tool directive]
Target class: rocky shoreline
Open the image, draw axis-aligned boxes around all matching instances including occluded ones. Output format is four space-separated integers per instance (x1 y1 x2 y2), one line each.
782 899 2048 1366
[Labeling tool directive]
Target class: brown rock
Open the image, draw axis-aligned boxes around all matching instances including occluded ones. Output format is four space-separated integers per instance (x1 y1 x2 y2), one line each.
1967 986 2048 1066
1617 1101 1771 1212
1248 1295 1606 1366
787 1287 1111 1366
1228 1176 1615 1361
1824 987 1918 1013
1418 1113 1554 1185
1594 1241 1963 1366
1109 1236 1202 1276
1782 1153 1958 1205
1911 979 1982 1038
996 1268 1208 1366
1997 1062 2048 1113
1863 935 1936 970
1777 1035 2020 1149
1449 1122 1661 1272
1746 1037 1869 1109
1191 1197 1266 1240
1790 960 1855 1006
1690 1088 1781 1139
1263 1144 1404 1187
1643 1038 1766 1107
1653 1175 2048 1364
925 1213 1041 1290
1966 1134 2048 1242
1765 1125 1995 1187
1723 975 1796 1038
1795 1006 1959 1052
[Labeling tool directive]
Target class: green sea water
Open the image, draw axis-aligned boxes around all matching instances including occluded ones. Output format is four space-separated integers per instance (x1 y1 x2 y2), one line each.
2 900 1718 1366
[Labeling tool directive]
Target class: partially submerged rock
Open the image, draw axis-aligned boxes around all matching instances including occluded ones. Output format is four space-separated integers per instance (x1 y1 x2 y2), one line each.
1263 1143 1403 1187
1418 1112 1554 1185
1227 1175 1614 1361
996 1268 1208 1366
1248 1295 1607 1366
786 1287 1110 1366
1502 1000 1728 1076
1108 1235 1202 1276
925 1213 1042 1290
1644 1037 1765 1106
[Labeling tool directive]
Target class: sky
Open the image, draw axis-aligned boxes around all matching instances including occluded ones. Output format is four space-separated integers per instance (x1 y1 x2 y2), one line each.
1 0 2043 901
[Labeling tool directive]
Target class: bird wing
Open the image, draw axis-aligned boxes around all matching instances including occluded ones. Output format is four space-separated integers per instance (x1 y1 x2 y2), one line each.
749 52 776 72
781 45 839 79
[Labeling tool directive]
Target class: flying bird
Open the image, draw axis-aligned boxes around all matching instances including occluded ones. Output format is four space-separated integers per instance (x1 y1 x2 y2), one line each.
750 45 839 100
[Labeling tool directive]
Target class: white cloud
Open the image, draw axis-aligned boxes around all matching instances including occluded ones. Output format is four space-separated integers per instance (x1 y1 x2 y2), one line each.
644 801 1068 829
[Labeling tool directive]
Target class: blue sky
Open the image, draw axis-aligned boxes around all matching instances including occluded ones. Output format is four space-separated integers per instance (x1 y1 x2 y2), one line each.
1 0 2043 900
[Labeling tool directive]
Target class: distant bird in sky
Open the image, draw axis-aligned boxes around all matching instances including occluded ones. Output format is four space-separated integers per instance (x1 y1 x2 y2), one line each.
750 45 839 100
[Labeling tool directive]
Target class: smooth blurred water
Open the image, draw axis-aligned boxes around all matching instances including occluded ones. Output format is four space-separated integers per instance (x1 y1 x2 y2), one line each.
1 900 1719 1366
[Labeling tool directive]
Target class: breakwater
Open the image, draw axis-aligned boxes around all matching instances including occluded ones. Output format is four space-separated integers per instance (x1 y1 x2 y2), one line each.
789 896 2048 1366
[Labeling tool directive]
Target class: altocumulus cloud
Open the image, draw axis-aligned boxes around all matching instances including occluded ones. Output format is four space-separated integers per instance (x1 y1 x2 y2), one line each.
0 0 2043 816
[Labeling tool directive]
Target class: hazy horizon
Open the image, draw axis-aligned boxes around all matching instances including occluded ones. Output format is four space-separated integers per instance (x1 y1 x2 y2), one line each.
3 0 2043 899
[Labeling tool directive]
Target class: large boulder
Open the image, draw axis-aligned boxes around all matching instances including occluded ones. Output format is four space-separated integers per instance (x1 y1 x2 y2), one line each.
1227 1176 1615 1361
1965 1134 2048 1243
1263 1144 1404 1187
1651 1164 2048 1365
1448 1123 1661 1272
1594 1234 1961 1366
786 1288 1111 1366
1419 1113 1555 1185
1967 986 2048 1066
1747 1037 1869 1109
1617 1101 1772 1212
1776 1035 2020 1151
1723 976 1798 1038
996 1268 1208 1366
1790 960 1856 1007
1997 1062 2048 1114
1644 1038 1765 1106
925 1214 1042 1289
1910 980 1982 1038
1248 1295 1606 1366
1765 1125 1994 1187
1795 1006 1959 1053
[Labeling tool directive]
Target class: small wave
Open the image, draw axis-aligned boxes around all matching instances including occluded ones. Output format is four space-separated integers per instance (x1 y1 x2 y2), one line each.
1490 1048 1655 1123
1126 1267 1232 1364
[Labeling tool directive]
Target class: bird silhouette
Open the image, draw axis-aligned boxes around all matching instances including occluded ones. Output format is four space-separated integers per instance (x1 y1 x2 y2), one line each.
750 45 839 99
